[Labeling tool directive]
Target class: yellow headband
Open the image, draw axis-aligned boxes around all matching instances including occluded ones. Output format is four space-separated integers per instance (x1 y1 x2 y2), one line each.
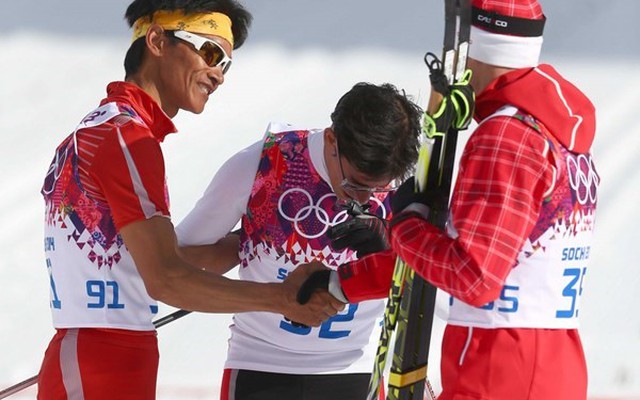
132 10 234 47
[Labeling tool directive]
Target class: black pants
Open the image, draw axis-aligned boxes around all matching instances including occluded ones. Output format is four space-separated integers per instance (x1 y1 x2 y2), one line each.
226 369 372 400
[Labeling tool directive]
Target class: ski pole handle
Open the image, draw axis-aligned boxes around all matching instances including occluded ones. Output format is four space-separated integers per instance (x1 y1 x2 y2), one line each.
153 308 191 328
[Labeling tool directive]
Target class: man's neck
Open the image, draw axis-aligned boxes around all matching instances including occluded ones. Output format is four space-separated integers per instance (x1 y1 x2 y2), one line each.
125 72 177 118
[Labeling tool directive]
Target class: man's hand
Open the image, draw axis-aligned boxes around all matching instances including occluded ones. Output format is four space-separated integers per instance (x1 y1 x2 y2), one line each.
390 177 448 229
391 177 429 216
297 268 349 305
328 200 389 257
280 262 345 327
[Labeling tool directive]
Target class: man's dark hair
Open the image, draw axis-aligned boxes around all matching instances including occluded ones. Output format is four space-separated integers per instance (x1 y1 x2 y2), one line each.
331 82 422 180
123 0 252 78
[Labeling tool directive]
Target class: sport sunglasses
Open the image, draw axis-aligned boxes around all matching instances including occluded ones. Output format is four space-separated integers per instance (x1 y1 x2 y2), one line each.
335 142 398 194
170 30 232 74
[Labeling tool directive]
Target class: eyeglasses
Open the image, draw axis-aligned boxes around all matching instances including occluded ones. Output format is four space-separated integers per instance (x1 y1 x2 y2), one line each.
170 30 232 74
335 142 398 194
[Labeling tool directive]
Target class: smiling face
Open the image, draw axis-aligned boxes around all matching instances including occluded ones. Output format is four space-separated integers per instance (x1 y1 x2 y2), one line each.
133 24 234 117
158 31 232 116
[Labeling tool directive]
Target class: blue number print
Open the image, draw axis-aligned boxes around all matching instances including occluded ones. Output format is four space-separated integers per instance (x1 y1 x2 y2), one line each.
280 304 358 339
451 285 519 313
86 280 125 309
106 281 125 309
46 258 62 309
87 281 106 308
497 285 519 313
556 268 586 318
319 304 358 339
279 319 312 335
479 301 494 310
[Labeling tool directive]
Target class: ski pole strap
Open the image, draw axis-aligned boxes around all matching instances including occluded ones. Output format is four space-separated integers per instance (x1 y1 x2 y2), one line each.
422 100 451 139
388 363 428 389
424 52 449 95
449 69 475 130
422 68 475 139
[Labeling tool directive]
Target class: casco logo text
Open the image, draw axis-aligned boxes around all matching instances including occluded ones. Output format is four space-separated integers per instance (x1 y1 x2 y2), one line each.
477 14 508 28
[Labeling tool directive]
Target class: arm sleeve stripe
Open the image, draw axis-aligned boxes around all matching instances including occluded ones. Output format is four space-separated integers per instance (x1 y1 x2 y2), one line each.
116 128 158 219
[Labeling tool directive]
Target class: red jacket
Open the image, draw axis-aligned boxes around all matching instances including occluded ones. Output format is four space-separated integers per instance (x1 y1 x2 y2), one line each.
339 64 596 306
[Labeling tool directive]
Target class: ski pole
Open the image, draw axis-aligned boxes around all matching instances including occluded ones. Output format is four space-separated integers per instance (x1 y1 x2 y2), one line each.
0 309 192 399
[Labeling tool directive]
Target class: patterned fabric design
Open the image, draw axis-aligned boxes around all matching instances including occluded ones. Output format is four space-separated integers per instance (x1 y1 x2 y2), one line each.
42 105 149 269
240 130 388 269
44 139 124 269
472 0 544 19
131 10 234 46
516 113 599 251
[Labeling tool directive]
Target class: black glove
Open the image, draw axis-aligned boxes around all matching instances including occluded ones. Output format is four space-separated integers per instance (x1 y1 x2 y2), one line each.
448 71 475 131
297 269 348 305
284 317 308 328
390 177 448 228
297 270 330 304
327 201 389 257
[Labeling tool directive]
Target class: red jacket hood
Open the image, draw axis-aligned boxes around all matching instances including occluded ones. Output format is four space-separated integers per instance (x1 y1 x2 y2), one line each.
475 64 596 154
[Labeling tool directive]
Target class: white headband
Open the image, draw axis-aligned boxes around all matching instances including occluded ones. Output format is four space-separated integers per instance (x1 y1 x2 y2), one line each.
469 25 543 69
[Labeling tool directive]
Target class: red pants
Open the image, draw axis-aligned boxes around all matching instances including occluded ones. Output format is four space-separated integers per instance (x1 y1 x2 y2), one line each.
37 328 158 400
439 325 587 400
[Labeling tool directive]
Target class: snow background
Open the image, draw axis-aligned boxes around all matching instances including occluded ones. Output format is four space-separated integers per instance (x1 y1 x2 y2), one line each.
1 0 639 398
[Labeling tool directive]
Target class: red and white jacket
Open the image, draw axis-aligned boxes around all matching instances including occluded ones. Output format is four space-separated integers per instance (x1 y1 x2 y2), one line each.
42 82 175 330
339 65 599 329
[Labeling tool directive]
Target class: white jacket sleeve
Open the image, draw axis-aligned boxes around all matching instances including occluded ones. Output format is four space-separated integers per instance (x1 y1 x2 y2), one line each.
175 139 264 246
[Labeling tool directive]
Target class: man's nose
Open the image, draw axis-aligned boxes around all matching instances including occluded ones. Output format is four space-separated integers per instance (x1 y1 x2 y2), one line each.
353 190 371 205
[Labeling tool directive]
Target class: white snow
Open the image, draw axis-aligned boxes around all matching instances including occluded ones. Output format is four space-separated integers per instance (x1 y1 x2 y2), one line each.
0 31 638 399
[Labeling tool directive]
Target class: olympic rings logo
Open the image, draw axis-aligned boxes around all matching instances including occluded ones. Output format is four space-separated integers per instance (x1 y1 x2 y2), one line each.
566 154 599 205
277 188 387 239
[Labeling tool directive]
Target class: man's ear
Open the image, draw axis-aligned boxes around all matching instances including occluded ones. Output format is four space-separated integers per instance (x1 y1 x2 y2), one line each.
324 127 337 156
145 24 167 57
